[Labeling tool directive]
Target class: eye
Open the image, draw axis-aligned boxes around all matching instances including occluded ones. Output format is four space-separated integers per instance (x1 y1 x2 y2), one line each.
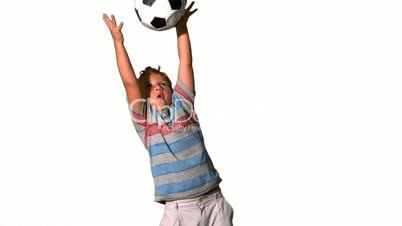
145 84 152 89
160 82 168 87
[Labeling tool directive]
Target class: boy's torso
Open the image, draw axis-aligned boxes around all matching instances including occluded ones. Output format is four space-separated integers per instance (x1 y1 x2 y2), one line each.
128 81 222 203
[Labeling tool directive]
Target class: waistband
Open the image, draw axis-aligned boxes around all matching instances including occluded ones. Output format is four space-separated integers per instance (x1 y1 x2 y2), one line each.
165 186 223 207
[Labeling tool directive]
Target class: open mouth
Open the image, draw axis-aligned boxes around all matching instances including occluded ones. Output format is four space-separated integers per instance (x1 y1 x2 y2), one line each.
157 94 164 99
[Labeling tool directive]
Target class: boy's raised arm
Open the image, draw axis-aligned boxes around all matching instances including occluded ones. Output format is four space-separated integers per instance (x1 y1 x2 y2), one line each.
103 14 143 110
176 2 197 94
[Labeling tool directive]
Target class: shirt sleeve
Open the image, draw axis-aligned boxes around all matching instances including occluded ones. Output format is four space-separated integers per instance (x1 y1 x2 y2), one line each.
173 79 196 113
126 95 147 133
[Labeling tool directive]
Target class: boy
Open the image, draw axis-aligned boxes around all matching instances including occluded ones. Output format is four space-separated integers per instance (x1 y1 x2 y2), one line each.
103 2 234 225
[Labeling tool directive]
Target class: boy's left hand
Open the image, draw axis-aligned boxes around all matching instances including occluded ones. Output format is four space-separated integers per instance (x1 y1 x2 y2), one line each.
176 1 197 28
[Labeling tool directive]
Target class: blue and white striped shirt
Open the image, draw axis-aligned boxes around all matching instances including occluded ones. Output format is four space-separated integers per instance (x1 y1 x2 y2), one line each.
127 80 221 203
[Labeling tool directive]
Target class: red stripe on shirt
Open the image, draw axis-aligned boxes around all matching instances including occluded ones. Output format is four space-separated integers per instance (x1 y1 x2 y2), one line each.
130 111 147 126
145 115 198 138
174 84 193 103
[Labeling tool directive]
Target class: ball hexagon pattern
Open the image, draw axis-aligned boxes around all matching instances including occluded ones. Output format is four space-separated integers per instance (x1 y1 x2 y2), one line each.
135 0 187 31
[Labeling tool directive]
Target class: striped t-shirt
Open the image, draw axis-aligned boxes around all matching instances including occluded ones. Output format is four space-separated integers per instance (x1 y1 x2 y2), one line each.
127 80 222 203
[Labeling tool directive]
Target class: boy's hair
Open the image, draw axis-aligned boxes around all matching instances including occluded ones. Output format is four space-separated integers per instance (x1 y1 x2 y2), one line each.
138 66 173 95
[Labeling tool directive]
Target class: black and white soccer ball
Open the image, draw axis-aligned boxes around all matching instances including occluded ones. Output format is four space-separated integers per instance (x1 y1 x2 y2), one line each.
134 0 187 31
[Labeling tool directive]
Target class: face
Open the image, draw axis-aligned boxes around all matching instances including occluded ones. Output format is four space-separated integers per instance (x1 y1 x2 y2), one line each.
144 73 172 111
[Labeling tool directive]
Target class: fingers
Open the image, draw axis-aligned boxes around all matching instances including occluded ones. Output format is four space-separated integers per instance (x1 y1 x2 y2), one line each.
103 13 124 31
189 8 198 16
187 1 195 11
111 14 117 26
103 13 112 29
185 2 197 17
118 21 124 30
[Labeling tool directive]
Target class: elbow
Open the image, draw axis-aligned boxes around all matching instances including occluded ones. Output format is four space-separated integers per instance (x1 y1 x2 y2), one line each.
179 62 193 69
123 81 140 90
179 58 193 67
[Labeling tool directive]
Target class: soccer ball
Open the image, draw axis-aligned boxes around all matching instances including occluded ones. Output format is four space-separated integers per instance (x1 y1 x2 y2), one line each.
134 0 187 31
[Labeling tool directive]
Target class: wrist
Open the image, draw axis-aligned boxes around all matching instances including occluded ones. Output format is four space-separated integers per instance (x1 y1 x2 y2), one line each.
114 40 124 47
176 24 188 35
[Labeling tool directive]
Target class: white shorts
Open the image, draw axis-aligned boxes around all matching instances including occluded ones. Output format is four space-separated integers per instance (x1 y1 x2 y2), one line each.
159 189 234 226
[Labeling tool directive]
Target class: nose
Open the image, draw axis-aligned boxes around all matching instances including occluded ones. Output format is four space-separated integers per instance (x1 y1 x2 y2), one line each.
154 83 163 91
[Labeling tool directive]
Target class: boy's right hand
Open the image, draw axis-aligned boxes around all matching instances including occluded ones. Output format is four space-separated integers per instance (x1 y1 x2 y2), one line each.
103 14 124 44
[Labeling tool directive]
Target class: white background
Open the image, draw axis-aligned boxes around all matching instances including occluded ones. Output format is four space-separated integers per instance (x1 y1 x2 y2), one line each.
0 0 401 225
